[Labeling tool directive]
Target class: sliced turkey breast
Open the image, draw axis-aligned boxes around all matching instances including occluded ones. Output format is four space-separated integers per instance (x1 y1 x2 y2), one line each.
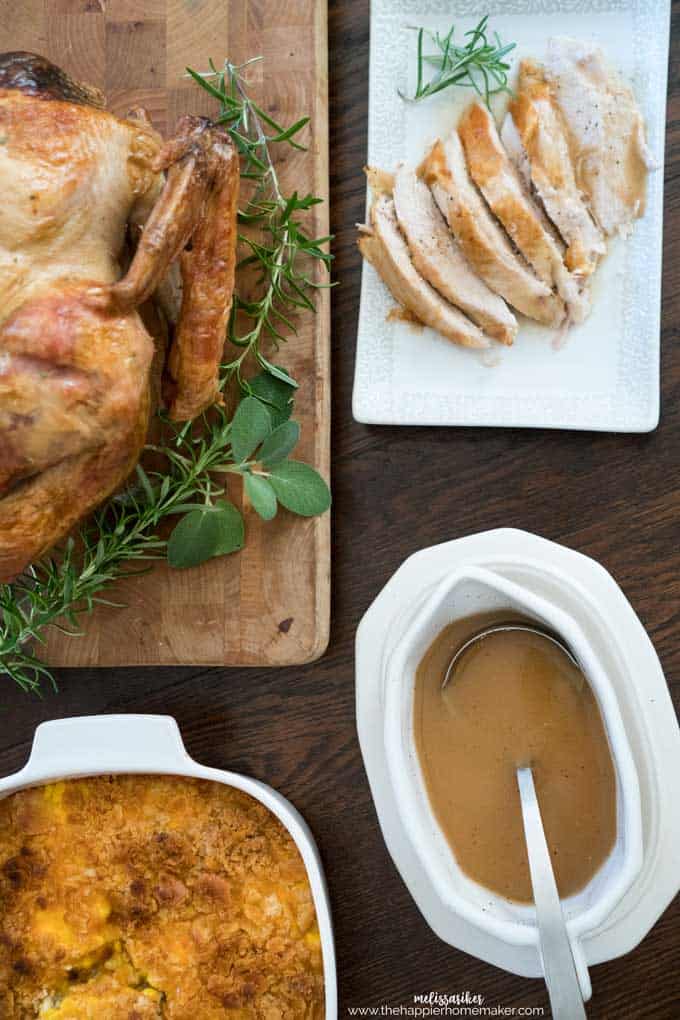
458 102 590 323
365 165 395 195
505 59 606 277
421 133 565 327
392 163 517 345
544 37 655 238
358 193 491 349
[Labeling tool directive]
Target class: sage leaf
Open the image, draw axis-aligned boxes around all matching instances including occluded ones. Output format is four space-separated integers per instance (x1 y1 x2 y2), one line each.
244 473 278 520
258 355 299 389
231 396 272 462
167 500 244 569
268 461 331 517
248 371 295 428
259 421 300 465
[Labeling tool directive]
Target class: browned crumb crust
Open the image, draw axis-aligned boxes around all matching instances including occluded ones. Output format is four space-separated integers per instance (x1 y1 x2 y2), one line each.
0 775 324 1018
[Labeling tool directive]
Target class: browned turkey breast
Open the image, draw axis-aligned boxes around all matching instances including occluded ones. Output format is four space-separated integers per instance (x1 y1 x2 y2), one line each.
544 37 654 238
421 133 565 327
0 52 239 581
503 59 606 278
458 101 590 323
359 191 491 349
392 163 517 345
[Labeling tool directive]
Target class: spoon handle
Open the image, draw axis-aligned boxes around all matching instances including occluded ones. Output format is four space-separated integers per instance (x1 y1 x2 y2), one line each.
516 766 587 1020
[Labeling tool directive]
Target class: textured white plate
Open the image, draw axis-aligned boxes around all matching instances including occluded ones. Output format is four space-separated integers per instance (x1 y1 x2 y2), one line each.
353 0 670 431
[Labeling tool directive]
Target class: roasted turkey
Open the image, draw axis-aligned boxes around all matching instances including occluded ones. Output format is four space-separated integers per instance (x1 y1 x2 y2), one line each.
0 53 239 581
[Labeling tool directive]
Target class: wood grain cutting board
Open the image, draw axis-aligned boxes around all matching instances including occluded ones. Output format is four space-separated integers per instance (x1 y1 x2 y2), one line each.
0 0 330 667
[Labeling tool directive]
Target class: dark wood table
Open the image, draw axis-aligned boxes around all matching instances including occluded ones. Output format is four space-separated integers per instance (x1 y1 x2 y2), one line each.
2 2 679 1016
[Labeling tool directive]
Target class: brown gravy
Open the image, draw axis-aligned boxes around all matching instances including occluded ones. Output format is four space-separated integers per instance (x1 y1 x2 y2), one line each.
414 612 617 903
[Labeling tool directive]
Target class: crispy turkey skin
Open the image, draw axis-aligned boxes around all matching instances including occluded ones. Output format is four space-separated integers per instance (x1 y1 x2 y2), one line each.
0 53 238 582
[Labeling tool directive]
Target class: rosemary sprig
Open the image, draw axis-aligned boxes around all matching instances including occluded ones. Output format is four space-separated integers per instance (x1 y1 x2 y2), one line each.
188 58 333 384
400 16 516 108
0 418 234 693
0 58 332 693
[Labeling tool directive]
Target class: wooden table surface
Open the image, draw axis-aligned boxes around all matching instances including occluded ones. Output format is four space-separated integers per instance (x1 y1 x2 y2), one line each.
2 1 679 1016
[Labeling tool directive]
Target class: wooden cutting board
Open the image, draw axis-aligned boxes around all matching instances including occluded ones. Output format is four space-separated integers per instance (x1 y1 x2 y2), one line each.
0 0 330 667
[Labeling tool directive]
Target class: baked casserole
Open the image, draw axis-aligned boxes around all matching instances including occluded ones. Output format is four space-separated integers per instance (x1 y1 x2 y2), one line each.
0 775 324 1018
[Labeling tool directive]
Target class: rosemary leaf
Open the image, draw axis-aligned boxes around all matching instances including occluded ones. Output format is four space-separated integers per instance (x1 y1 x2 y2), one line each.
400 15 516 108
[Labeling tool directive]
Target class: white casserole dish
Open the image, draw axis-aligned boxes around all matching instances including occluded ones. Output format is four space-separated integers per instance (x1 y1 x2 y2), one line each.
0 713 337 1019
383 565 644 1000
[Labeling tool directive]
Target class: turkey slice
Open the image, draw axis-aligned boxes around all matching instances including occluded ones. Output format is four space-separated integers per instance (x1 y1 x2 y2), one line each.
358 193 491 349
504 59 606 277
458 102 590 323
544 37 655 238
421 133 565 327
392 163 517 345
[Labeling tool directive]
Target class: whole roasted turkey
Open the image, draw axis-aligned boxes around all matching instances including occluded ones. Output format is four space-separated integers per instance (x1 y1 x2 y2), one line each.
0 53 239 581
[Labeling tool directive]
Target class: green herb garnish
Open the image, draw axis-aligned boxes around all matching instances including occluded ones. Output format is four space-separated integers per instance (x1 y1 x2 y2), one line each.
188 58 332 380
400 16 516 108
0 58 332 693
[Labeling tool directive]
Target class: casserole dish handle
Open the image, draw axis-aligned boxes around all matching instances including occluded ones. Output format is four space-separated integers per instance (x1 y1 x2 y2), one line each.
23 715 190 777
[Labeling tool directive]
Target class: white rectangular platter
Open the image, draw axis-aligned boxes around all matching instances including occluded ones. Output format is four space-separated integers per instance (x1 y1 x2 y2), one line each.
353 0 670 431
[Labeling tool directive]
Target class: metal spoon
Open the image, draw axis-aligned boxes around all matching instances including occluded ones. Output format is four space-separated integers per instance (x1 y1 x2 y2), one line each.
441 622 588 1012
517 765 587 1019
441 622 579 690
